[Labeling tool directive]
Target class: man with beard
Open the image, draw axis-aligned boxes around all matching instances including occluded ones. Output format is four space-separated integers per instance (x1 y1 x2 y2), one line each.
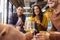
35 0 60 40
9 6 26 33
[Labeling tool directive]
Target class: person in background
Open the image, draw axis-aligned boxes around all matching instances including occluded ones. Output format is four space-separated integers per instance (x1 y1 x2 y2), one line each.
9 6 26 33
30 5 48 32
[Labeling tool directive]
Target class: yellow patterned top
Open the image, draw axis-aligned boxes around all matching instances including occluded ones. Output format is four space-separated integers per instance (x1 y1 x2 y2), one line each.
30 14 48 31
44 8 53 21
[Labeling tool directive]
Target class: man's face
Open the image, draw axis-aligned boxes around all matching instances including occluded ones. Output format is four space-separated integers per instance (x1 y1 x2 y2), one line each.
48 0 58 8
17 7 24 16
58 0 60 4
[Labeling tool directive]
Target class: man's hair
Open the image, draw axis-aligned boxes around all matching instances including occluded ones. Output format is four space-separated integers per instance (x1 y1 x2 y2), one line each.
17 6 24 9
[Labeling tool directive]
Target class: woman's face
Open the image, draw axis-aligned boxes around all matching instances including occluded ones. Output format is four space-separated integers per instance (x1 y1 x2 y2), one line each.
34 6 40 15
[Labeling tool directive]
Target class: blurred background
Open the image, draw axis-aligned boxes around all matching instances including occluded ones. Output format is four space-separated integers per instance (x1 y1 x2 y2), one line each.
0 0 48 24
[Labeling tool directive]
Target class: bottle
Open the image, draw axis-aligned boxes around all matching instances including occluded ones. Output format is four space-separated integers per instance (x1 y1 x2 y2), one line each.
25 18 31 31
47 21 52 32
31 22 35 31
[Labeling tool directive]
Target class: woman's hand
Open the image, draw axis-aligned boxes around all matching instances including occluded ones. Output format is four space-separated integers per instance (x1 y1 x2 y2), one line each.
35 33 46 40
35 33 50 40
36 20 41 25
25 32 33 40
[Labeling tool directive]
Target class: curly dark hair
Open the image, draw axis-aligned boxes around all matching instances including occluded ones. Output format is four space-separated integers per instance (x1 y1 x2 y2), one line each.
32 5 43 22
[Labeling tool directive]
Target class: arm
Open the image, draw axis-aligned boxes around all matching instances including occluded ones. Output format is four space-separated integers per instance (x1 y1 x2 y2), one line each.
40 15 48 31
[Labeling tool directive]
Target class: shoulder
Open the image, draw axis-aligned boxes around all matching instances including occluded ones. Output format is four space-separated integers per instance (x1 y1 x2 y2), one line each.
11 13 17 17
0 24 25 40
30 16 34 19
13 13 17 16
23 14 26 17
44 8 53 16
22 14 26 17
30 16 35 22
22 14 26 19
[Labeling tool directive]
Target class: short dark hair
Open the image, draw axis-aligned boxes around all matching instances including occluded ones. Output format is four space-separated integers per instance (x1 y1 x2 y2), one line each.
17 6 24 9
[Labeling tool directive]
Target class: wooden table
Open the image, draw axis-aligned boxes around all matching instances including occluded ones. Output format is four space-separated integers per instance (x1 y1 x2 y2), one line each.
32 31 60 40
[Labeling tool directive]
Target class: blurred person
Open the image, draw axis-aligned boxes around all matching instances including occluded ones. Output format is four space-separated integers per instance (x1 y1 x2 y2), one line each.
44 0 57 31
9 6 26 33
0 23 33 40
44 0 60 31
30 5 48 32
44 8 56 31
49 0 60 31
35 0 60 40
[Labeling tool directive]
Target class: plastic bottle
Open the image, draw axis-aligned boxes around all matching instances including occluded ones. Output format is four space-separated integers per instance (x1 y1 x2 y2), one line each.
47 21 52 32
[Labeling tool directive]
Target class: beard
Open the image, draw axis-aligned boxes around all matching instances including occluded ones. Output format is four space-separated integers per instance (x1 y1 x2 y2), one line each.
48 1 58 8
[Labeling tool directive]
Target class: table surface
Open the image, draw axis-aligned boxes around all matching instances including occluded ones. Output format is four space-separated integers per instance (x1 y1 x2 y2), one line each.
32 31 60 40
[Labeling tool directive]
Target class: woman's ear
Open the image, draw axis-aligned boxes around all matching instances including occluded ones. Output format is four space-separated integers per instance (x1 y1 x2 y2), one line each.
58 0 60 4
0 27 8 37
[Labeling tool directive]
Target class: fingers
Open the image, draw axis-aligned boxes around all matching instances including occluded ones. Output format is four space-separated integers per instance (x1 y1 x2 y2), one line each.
25 32 33 40
37 20 40 23
35 33 46 40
